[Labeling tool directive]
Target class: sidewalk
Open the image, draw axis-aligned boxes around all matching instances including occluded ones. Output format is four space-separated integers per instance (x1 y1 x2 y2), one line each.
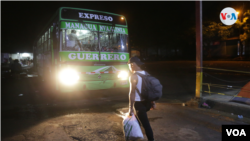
203 94 250 118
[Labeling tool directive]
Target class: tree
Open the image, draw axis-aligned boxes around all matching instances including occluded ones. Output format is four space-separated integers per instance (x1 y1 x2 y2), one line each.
237 10 250 42
202 21 234 43
188 9 250 44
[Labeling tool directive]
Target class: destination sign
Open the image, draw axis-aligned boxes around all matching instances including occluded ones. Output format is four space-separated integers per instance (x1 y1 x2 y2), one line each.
60 21 128 34
79 12 113 22
61 8 126 25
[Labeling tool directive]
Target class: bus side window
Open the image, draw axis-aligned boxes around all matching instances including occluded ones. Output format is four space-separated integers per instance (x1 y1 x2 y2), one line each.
52 25 59 50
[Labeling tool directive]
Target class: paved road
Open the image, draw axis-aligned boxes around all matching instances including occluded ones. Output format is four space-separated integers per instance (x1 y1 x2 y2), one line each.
2 61 250 141
2 94 249 141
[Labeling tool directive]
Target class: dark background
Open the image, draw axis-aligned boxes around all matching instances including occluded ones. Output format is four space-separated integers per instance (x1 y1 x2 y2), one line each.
2 1 249 59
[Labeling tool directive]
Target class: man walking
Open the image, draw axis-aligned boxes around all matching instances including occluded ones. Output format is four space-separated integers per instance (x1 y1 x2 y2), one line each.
127 56 155 141
10 59 22 78
66 30 81 51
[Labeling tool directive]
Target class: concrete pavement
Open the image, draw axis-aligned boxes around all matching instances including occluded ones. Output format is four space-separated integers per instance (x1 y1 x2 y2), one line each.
203 94 250 119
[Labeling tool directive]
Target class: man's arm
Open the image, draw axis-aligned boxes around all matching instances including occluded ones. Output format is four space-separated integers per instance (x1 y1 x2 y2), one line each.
129 73 138 116
77 40 81 46
72 34 81 49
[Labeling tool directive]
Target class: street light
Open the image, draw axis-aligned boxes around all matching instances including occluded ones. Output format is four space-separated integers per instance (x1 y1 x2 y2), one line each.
237 11 239 15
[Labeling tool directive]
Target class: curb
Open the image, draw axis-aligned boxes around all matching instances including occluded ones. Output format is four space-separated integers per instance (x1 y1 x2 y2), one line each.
204 99 250 118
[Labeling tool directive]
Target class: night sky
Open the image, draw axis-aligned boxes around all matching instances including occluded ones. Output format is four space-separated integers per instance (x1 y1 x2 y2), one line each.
2 1 249 54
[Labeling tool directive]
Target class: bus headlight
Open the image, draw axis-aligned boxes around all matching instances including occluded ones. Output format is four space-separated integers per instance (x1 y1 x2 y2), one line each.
59 69 79 85
117 71 129 80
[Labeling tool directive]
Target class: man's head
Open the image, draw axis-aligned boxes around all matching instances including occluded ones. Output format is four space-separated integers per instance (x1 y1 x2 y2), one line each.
127 56 144 72
14 59 19 63
71 30 76 34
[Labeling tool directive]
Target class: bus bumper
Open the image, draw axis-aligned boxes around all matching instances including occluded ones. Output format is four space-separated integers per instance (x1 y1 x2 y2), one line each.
58 79 129 93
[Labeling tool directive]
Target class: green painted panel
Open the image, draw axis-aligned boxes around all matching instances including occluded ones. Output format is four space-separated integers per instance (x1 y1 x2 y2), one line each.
59 52 129 62
61 21 98 31
99 25 128 34
60 21 128 34
59 79 129 92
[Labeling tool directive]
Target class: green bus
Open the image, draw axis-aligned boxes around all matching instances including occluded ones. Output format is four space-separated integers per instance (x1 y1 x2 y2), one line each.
34 7 130 92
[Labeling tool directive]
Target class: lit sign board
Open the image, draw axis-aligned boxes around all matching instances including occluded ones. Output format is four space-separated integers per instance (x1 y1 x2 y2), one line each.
78 12 113 22
61 8 126 25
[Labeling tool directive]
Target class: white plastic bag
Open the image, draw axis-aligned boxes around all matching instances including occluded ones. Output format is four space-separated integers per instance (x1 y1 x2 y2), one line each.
123 114 144 140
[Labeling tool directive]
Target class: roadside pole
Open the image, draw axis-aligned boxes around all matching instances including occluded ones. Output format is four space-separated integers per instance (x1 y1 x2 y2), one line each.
195 1 203 100
185 1 203 107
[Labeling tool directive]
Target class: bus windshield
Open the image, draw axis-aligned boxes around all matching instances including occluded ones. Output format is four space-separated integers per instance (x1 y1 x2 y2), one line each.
100 32 128 52
62 29 98 51
61 29 128 52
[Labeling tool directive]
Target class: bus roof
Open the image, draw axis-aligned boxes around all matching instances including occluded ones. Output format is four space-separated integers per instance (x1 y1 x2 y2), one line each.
59 7 126 18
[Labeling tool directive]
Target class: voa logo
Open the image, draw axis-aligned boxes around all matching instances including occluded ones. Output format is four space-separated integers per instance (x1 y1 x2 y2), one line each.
226 129 246 136
220 7 238 25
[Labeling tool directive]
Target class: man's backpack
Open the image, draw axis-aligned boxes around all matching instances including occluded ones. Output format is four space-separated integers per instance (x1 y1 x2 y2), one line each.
135 72 162 101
